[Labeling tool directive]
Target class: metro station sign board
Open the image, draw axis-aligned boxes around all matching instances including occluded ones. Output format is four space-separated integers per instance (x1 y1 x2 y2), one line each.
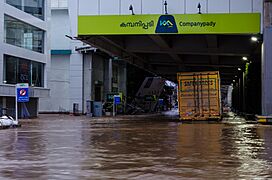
78 13 261 35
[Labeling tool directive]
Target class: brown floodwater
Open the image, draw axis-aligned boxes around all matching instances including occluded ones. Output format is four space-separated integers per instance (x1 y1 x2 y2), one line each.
0 114 272 179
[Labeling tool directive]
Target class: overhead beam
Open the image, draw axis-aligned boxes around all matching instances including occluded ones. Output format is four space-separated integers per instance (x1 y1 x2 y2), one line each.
83 37 123 57
150 62 244 68
100 36 125 50
185 64 242 68
83 37 155 74
160 73 237 83
206 35 218 48
149 35 183 63
100 36 148 64
127 48 250 57
206 35 219 64
82 36 161 75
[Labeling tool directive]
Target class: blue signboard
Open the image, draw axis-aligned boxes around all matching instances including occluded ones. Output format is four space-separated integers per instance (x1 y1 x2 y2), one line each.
114 96 121 105
159 99 164 105
16 84 29 103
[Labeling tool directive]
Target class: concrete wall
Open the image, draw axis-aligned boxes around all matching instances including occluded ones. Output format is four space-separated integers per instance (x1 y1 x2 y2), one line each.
92 54 105 101
78 0 263 15
69 52 83 112
117 62 127 97
40 55 70 112
40 9 71 112
68 0 79 37
51 9 70 50
103 58 112 98
40 4 85 113
262 27 272 115
83 53 93 113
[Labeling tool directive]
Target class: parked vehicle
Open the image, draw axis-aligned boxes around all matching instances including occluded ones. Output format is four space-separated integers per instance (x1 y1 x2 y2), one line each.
177 71 221 121
0 108 20 129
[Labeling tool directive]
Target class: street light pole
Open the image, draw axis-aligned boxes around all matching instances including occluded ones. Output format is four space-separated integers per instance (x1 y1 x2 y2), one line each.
197 3 202 14
164 1 168 15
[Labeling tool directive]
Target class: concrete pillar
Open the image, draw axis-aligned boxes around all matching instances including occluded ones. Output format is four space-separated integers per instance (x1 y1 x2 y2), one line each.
238 77 241 111
83 53 93 113
262 27 272 115
119 64 127 96
104 58 112 98
0 0 4 84
242 71 246 112
109 59 113 93
227 85 233 107
69 52 83 113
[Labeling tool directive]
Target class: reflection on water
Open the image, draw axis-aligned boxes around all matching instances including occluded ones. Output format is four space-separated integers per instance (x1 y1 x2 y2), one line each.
0 115 272 179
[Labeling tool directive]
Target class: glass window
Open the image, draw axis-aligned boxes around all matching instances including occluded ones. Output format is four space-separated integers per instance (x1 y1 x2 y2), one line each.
5 56 17 84
32 61 44 87
51 0 68 8
6 0 44 20
6 0 21 9
4 55 44 87
4 15 44 53
18 59 31 84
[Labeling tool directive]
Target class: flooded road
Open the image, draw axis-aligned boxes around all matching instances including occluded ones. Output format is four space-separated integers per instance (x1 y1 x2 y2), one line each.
0 114 272 179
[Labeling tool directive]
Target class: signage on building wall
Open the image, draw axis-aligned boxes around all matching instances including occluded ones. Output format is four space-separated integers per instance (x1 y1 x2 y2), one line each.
155 15 178 33
78 13 261 35
113 95 121 105
16 83 29 103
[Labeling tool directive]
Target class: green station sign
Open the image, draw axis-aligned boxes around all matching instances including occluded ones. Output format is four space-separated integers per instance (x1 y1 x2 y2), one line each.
78 13 261 35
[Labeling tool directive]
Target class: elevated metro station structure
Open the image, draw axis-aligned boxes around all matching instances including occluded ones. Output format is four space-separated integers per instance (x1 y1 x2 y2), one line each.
74 0 272 115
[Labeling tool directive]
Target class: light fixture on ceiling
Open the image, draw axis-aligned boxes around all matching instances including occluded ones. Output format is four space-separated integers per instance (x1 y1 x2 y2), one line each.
251 36 258 42
238 68 242 71
242 57 248 61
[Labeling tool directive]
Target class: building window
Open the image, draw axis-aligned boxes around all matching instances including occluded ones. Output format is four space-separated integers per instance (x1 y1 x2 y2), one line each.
4 15 44 53
6 0 44 20
51 0 68 9
4 55 44 87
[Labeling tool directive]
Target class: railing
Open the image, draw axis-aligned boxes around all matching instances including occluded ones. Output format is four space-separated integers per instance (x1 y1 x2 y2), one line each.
51 0 68 9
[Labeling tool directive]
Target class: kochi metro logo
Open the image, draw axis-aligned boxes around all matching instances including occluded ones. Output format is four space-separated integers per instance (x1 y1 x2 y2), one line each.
160 20 174 27
155 15 178 33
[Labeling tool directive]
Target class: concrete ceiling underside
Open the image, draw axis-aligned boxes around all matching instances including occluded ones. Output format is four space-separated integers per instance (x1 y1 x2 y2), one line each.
78 34 262 85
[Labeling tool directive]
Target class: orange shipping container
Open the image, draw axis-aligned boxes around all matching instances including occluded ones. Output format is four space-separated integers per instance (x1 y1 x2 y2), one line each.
177 71 221 121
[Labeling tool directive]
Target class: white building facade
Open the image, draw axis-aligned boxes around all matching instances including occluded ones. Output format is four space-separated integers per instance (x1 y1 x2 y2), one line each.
40 0 127 114
78 0 263 18
0 0 50 117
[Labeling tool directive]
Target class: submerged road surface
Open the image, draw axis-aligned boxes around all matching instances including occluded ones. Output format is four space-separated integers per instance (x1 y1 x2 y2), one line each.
0 114 272 179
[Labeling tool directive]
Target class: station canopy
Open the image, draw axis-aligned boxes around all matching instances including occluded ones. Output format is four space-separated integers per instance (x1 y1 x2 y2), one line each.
78 13 261 84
